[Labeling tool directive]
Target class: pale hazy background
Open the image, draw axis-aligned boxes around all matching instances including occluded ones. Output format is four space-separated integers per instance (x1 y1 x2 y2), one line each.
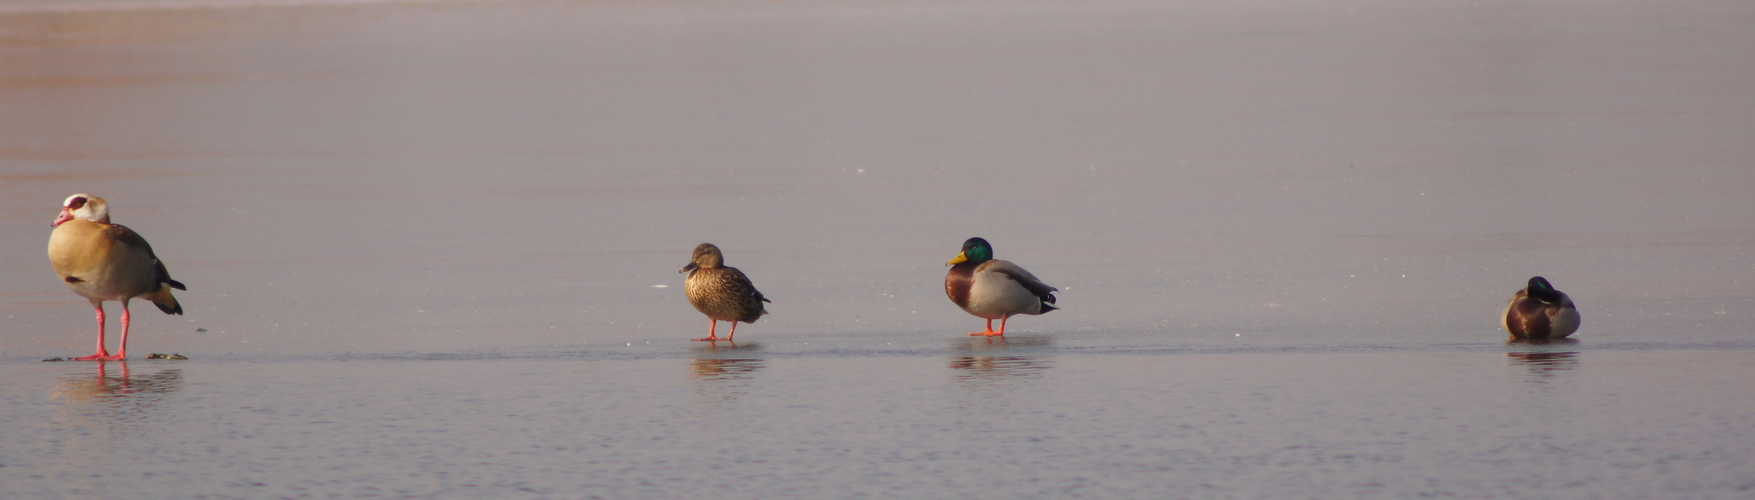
3 0 1749 357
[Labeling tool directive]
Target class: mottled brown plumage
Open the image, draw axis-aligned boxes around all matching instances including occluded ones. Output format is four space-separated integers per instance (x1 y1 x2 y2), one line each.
680 243 768 342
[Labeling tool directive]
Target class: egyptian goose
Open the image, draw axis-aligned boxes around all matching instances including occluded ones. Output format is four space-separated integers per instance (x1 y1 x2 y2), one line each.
48 194 185 361
1502 276 1580 341
680 243 768 342
945 237 1058 336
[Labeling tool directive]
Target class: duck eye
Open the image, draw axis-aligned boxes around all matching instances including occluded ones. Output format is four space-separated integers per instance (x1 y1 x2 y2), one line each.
68 197 86 209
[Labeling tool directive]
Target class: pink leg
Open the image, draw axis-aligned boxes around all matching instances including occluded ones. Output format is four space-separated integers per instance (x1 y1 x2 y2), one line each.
115 301 132 359
726 321 739 342
71 302 113 361
693 320 721 342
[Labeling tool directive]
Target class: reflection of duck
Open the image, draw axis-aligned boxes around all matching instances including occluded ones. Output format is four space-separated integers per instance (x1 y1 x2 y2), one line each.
947 356 1051 381
47 194 187 361
1502 276 1580 341
688 357 764 413
1505 351 1580 377
680 243 769 342
944 237 1058 337
689 358 765 381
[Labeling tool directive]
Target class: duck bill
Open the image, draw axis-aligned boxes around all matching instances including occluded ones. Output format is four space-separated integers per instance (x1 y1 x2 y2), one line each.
679 262 698 273
51 208 74 227
945 251 969 266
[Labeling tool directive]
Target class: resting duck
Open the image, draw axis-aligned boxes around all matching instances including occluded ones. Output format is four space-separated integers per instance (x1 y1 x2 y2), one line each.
1502 276 1580 341
944 237 1058 336
680 243 769 342
47 194 186 361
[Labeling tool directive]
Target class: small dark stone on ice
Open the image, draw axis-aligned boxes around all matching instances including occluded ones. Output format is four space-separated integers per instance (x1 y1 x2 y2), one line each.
42 358 65 362
145 353 187 360
169 354 188 360
145 353 166 359
196 328 208 333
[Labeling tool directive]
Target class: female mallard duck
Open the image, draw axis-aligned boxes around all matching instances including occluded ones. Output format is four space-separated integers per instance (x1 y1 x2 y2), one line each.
680 243 769 342
48 194 186 361
1502 276 1580 341
945 237 1058 336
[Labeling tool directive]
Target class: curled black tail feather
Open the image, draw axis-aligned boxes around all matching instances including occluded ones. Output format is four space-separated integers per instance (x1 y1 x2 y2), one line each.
153 298 184 315
150 282 184 315
1038 291 1059 314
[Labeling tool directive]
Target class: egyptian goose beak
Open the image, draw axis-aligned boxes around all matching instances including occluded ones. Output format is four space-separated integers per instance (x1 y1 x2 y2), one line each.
52 207 75 227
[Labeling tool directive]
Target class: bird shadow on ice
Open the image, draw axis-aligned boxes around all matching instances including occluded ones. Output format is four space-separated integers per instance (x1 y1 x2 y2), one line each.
691 340 763 354
1506 338 1580 347
949 335 1054 352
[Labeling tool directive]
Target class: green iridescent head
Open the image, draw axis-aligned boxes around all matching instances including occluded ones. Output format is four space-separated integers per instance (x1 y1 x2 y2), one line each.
946 237 994 265
1526 276 1561 304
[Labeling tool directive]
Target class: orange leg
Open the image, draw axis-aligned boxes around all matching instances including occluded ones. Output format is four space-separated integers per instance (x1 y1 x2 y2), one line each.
71 302 117 361
693 320 721 342
967 318 1005 337
726 321 740 342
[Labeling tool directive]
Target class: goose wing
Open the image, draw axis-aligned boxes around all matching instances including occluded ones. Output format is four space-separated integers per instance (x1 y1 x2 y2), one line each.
109 224 185 291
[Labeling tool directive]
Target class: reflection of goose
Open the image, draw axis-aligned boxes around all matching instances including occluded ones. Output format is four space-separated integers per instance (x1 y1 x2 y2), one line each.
47 194 186 361
689 358 765 381
53 362 183 400
944 237 1058 337
47 363 182 448
51 362 183 428
680 243 769 342
1502 277 1580 341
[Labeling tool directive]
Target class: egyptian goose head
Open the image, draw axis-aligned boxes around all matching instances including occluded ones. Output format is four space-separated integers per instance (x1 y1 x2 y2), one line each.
53 194 110 226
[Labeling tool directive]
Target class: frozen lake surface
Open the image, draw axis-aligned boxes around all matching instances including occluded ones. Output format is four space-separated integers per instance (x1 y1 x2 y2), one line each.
2 345 1753 499
2 0 1753 498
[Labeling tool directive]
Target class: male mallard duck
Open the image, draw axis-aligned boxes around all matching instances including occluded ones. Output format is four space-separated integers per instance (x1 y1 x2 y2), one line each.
1502 276 1580 341
680 243 769 342
48 194 186 361
945 237 1058 336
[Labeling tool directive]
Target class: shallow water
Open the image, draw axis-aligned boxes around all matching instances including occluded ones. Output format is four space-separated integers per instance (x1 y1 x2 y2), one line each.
2 0 1754 498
